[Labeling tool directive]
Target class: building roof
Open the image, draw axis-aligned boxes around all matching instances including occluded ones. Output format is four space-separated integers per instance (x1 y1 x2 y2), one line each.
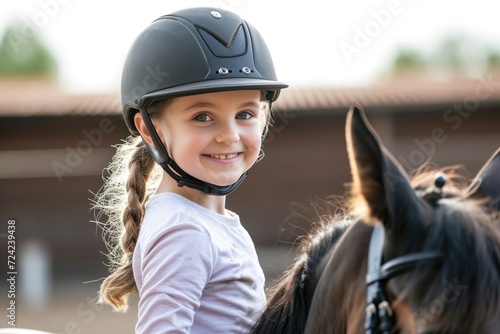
0 79 120 117
277 76 500 114
1 76 500 117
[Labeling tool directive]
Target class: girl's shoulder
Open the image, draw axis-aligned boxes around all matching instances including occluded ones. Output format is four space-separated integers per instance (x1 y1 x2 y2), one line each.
137 193 215 254
139 192 246 250
140 192 240 237
145 192 195 213
146 192 240 225
143 192 206 228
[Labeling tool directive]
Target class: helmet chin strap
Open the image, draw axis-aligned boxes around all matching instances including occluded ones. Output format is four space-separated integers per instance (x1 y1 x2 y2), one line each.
139 108 247 196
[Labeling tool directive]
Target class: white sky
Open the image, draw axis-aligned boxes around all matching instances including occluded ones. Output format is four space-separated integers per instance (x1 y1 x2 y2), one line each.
1 0 499 93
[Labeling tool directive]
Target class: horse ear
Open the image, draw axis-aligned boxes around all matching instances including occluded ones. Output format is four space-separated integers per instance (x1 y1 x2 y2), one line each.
346 103 426 232
467 147 500 210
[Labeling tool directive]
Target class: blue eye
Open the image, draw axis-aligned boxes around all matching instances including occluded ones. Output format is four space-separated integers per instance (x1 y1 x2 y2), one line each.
194 113 212 122
236 111 252 120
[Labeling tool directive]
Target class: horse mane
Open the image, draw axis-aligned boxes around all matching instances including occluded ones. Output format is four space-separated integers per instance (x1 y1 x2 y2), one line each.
396 166 500 332
249 210 351 334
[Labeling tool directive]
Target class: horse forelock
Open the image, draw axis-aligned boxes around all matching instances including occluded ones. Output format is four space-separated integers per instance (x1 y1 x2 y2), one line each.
393 167 500 333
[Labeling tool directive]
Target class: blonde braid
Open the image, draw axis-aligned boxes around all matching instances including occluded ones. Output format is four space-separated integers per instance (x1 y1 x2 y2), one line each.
121 144 155 252
95 137 159 311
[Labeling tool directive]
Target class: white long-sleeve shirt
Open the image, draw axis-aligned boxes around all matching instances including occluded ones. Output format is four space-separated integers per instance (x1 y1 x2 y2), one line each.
132 192 266 333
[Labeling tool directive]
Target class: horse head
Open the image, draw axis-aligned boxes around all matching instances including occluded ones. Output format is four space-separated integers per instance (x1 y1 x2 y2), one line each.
305 104 500 333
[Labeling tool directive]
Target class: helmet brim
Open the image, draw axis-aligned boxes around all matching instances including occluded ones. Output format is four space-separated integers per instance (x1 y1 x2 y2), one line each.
140 78 288 106
124 78 288 135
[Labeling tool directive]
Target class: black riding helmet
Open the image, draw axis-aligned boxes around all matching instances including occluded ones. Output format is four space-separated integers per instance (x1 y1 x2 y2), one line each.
121 7 288 195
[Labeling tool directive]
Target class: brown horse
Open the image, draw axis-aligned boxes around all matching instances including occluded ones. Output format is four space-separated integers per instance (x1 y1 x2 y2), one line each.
251 105 500 333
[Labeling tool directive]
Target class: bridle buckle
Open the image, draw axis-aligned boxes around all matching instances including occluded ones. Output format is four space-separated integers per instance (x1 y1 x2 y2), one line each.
364 224 442 333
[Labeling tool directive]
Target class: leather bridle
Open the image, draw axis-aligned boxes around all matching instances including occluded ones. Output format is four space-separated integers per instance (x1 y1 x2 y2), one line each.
364 224 443 334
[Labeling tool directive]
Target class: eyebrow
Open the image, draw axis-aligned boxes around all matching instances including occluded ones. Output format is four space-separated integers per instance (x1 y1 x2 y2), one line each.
184 100 260 111
239 101 260 109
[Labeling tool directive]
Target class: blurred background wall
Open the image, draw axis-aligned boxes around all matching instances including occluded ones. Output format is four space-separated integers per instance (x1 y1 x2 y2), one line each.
1 1 500 333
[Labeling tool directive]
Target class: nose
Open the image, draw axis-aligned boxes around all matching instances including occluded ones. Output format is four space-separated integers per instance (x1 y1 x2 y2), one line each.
215 120 239 144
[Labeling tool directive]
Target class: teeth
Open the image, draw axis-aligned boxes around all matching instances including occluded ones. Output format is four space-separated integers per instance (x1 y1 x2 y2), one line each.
210 153 237 160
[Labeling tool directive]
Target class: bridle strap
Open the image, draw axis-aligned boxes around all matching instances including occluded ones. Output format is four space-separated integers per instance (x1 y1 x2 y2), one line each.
365 224 443 334
367 252 443 285
365 224 393 334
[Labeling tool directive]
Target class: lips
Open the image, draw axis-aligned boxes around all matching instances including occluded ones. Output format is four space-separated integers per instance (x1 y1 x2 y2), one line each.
208 153 238 160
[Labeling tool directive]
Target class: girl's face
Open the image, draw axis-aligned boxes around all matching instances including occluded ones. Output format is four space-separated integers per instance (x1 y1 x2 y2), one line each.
155 90 264 187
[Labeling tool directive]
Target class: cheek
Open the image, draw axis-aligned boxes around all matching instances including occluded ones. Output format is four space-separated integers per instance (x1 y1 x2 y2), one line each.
246 128 263 154
169 135 203 161
156 124 187 159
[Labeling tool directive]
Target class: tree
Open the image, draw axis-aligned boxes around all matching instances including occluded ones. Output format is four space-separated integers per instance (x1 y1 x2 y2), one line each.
384 34 500 80
486 51 500 70
391 48 425 73
0 21 58 77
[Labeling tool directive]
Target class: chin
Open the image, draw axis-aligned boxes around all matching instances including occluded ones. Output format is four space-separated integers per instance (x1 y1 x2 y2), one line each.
193 169 246 188
209 175 242 187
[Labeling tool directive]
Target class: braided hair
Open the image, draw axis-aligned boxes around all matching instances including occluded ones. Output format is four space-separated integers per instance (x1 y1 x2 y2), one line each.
93 136 160 311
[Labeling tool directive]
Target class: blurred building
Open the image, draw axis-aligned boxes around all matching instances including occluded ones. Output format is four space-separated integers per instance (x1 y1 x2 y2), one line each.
1 77 499 330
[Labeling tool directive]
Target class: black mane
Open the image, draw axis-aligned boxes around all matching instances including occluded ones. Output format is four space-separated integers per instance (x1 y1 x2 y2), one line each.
249 218 351 334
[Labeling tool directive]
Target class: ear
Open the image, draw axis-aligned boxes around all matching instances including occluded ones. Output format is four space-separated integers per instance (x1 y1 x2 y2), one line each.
134 111 170 165
467 147 500 210
134 112 155 148
346 103 428 233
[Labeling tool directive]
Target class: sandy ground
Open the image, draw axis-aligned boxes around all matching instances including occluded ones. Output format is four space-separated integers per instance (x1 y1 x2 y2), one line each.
1 246 298 334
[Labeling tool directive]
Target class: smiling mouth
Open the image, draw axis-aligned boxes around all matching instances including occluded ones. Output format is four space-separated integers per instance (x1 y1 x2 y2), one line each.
208 153 239 160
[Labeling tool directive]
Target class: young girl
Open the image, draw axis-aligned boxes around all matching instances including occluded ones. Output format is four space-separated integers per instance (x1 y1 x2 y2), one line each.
94 7 287 333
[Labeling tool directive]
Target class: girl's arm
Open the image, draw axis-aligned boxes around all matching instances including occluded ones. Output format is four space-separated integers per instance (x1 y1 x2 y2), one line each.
135 222 214 334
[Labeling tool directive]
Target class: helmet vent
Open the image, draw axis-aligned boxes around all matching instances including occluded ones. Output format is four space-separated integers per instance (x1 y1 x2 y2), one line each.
216 68 232 75
198 25 246 57
240 67 253 74
210 11 222 19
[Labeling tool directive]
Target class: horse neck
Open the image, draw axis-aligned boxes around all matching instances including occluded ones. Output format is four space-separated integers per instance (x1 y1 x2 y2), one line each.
305 221 371 333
